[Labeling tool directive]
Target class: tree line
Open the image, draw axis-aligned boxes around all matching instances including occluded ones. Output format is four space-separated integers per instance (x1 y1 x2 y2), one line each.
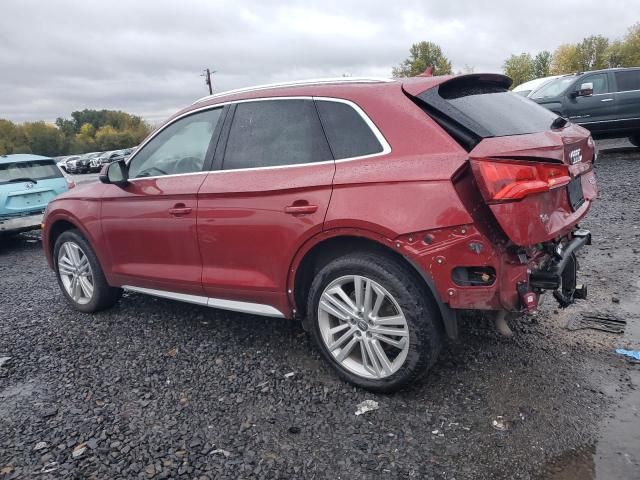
393 23 640 88
0 109 151 157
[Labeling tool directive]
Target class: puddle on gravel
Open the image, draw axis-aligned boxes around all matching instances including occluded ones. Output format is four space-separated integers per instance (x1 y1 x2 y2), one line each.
539 447 595 479
540 283 640 479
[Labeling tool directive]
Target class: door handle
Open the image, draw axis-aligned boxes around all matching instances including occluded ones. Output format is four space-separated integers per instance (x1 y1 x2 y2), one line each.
284 203 318 215
600 98 614 102
168 204 192 216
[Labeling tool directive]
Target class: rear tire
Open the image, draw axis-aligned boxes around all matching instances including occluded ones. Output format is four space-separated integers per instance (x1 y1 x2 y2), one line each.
307 252 443 392
54 229 122 313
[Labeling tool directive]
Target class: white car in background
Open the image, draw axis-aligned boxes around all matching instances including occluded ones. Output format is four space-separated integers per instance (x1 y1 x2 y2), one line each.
513 75 561 97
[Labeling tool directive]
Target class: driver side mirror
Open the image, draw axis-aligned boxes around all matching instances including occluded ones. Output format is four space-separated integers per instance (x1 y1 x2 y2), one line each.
575 82 594 97
99 159 129 186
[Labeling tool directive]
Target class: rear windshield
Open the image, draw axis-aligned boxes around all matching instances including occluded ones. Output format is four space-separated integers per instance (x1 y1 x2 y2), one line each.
415 75 560 150
0 159 63 185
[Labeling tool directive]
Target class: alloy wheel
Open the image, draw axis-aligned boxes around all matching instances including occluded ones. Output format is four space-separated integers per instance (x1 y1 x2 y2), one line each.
57 241 94 305
317 275 410 379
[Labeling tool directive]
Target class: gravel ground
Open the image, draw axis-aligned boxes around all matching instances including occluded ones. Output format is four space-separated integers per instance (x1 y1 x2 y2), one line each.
1 142 639 479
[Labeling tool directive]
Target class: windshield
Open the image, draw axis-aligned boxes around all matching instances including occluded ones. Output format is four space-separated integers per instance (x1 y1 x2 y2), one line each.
0 159 63 185
531 76 576 99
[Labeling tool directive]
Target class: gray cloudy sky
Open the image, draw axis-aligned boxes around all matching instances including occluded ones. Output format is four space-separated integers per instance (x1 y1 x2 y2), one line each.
0 0 637 124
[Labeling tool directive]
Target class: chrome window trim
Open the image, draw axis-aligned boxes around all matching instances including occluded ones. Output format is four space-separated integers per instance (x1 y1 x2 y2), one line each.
192 77 394 104
123 285 285 318
611 88 640 95
581 90 640 97
578 116 640 125
126 96 391 182
314 96 391 158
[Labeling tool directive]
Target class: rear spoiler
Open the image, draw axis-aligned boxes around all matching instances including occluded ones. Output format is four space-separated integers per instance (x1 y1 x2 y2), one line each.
402 73 512 97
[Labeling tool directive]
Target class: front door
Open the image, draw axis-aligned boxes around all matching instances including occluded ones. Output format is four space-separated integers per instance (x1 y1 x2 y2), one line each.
101 107 225 295
564 72 617 133
197 98 335 315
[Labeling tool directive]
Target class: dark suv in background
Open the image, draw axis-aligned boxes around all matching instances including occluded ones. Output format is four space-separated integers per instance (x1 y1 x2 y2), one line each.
531 67 640 146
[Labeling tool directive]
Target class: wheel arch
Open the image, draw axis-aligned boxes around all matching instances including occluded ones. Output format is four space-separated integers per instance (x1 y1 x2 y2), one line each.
288 229 458 339
48 219 77 254
45 214 104 271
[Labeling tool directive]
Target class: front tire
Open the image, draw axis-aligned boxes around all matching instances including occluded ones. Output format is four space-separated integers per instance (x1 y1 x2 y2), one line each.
307 252 443 392
629 134 640 147
54 230 122 313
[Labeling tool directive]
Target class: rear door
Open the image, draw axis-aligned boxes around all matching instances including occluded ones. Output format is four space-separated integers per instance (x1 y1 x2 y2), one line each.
563 72 617 133
612 69 640 132
197 98 335 315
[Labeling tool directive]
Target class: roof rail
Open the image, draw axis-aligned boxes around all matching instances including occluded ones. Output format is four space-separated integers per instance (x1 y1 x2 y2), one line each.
192 77 394 104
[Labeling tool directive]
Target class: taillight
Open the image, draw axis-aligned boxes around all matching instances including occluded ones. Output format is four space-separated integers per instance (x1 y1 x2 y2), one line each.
470 159 570 202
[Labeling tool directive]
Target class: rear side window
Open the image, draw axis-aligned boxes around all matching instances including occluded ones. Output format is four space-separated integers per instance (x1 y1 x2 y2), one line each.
614 70 640 92
315 100 383 159
223 99 332 170
0 159 63 185
415 75 559 150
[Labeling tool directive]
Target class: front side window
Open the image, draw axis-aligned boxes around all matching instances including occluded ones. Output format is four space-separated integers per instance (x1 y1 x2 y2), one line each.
614 70 640 92
581 73 609 95
0 159 63 185
315 100 384 160
223 99 332 170
128 108 222 179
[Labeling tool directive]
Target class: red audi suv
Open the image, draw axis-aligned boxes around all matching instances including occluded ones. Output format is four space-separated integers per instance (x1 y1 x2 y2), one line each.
42 74 597 391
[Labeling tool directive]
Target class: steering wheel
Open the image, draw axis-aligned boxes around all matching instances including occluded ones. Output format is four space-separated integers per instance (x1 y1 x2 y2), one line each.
135 166 168 178
175 156 202 173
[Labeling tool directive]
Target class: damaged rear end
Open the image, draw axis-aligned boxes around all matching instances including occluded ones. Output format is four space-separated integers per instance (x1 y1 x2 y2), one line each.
406 74 597 312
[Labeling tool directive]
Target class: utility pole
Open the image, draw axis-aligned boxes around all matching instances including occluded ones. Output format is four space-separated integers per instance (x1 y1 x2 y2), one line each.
201 68 215 95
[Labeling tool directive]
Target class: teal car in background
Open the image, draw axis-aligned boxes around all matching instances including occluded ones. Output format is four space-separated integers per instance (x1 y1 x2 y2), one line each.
0 154 72 235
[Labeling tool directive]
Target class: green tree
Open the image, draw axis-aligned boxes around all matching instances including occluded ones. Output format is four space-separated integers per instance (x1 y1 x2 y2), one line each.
551 44 581 74
532 51 553 78
94 125 119 151
576 35 609 70
392 41 453 77
0 119 24 155
68 122 98 154
79 123 96 138
618 22 640 66
55 117 76 137
503 53 534 87
2 109 150 157
21 121 65 157
607 40 626 67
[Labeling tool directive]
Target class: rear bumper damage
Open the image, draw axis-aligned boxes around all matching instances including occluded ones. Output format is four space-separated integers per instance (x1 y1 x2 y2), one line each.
401 225 592 314
528 228 591 308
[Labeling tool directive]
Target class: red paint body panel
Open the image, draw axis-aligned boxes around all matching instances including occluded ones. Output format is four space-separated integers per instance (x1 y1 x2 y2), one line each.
471 123 597 246
197 162 335 314
42 182 109 270
42 75 597 318
100 175 207 295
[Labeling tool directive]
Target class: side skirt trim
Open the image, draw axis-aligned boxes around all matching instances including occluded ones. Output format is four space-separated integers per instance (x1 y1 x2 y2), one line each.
122 285 285 318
